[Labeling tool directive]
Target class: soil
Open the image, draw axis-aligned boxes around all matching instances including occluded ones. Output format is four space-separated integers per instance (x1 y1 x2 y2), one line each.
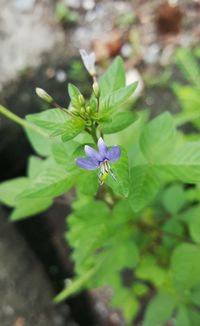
0 207 73 326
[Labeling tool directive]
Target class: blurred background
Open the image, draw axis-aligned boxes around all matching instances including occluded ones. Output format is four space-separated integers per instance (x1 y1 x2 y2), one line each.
0 0 199 325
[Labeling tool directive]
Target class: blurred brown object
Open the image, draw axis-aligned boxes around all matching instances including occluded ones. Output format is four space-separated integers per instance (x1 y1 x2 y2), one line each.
92 29 123 62
13 317 25 326
155 2 182 35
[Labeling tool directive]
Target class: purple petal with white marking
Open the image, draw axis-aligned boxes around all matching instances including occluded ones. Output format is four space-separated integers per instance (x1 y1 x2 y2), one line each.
84 145 101 163
76 158 99 170
107 146 121 162
98 137 108 160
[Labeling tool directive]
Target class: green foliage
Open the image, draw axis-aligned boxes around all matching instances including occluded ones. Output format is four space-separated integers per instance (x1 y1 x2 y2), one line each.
175 306 191 326
0 177 29 207
100 82 138 113
55 2 79 24
27 109 86 142
128 166 160 212
101 111 138 134
107 147 130 197
140 112 176 164
1 53 200 325
171 244 200 290
144 293 176 326
173 48 200 129
99 56 126 97
175 48 200 89
162 184 186 215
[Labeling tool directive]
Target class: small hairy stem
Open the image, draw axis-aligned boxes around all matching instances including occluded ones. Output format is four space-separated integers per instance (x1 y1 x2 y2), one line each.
90 124 98 143
52 101 76 118
0 105 48 137
96 96 100 113
136 220 194 244
161 229 194 244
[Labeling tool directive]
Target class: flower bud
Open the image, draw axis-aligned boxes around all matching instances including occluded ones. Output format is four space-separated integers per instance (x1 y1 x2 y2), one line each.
93 81 100 98
86 106 91 114
69 106 79 113
80 107 85 115
35 88 53 103
78 94 85 106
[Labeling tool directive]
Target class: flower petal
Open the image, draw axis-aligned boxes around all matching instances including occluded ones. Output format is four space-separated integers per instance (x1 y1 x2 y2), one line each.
98 137 108 160
84 145 101 163
79 49 96 76
107 146 121 162
76 158 99 170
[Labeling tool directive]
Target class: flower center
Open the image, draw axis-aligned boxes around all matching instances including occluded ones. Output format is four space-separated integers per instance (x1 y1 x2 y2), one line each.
100 160 110 174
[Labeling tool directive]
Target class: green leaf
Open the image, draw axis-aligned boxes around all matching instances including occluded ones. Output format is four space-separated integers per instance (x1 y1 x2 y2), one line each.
173 85 200 113
175 48 200 88
190 284 200 306
112 285 139 323
162 219 184 248
171 243 200 290
19 159 76 198
27 109 86 142
162 184 186 214
27 108 68 125
54 266 97 303
128 165 160 212
101 111 138 134
187 207 200 243
175 306 191 326
11 197 53 221
101 238 139 273
100 82 138 113
60 118 86 142
26 109 67 134
164 142 200 184
111 199 136 225
136 255 166 287
28 156 44 178
68 83 82 99
189 310 200 326
140 112 176 163
144 293 176 326
93 232 139 287
77 171 99 196
51 141 79 166
67 201 111 273
118 292 139 324
25 127 52 156
0 177 29 207
99 56 125 98
68 83 84 109
107 148 130 197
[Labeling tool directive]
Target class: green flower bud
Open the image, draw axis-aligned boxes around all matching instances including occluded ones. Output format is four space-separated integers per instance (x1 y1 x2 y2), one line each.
80 107 85 115
69 106 79 114
35 88 53 103
78 94 85 106
86 106 91 114
93 81 100 98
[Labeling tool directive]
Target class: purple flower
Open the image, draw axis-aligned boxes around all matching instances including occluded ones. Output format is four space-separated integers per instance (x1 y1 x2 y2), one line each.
76 138 121 183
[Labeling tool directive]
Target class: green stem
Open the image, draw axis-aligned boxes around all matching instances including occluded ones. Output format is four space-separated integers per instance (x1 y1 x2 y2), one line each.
136 220 193 244
52 101 76 118
53 266 97 303
90 124 98 143
0 105 48 137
